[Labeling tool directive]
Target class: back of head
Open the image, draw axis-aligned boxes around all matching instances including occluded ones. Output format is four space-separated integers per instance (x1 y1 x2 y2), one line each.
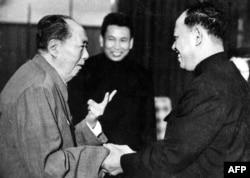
101 12 134 38
36 15 73 51
184 2 227 41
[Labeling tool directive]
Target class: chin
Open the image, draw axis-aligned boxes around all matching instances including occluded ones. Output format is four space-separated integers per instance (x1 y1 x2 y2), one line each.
109 57 124 62
179 63 185 69
70 71 79 80
73 72 79 77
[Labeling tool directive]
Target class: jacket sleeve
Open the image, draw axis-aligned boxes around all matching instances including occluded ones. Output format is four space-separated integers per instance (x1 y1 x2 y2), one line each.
75 119 108 146
16 87 108 178
141 71 157 146
121 80 226 175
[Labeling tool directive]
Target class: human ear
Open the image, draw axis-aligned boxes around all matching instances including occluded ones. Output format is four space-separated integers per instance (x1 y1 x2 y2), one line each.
194 27 202 46
129 38 134 49
47 39 60 58
99 35 104 47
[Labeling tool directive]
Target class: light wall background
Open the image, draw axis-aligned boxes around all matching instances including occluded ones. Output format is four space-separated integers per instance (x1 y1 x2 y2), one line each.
0 0 114 26
0 0 117 91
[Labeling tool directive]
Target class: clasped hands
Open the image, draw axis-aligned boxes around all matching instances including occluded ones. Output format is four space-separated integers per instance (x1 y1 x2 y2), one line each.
101 144 136 176
84 90 136 176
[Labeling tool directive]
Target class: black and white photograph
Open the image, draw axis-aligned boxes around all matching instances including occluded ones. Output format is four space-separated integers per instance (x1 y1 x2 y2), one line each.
1 0 250 177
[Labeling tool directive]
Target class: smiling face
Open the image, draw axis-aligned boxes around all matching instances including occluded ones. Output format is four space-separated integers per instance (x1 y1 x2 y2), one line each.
56 19 89 82
100 25 133 62
172 11 197 71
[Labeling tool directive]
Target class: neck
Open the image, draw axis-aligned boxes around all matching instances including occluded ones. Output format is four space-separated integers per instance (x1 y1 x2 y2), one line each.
197 40 224 64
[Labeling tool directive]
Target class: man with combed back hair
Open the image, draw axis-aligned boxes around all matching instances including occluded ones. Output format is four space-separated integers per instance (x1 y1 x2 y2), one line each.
102 3 250 178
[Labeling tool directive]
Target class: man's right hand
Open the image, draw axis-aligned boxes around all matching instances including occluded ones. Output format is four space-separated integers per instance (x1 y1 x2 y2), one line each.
102 144 136 176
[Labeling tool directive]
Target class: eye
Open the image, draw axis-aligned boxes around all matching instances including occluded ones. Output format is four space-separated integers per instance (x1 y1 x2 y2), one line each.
121 38 128 42
107 37 115 41
81 42 88 50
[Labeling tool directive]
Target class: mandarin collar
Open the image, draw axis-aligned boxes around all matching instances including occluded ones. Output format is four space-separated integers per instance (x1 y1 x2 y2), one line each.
102 53 131 66
194 52 227 76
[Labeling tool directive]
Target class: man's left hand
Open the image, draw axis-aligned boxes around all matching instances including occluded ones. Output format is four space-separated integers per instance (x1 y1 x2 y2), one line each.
86 90 117 128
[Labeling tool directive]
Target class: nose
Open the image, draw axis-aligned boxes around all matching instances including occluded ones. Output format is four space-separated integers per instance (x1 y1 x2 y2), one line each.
82 47 89 61
114 40 121 49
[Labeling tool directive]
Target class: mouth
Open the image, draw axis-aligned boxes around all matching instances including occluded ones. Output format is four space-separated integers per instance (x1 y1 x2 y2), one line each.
177 53 181 60
76 64 83 69
174 49 181 60
111 51 123 57
77 60 86 67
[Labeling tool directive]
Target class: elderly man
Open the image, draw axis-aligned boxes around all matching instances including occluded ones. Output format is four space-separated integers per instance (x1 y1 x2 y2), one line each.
102 2 250 178
0 15 115 178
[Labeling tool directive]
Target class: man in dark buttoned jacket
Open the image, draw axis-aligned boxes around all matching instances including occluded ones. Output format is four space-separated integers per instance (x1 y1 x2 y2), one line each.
102 2 250 178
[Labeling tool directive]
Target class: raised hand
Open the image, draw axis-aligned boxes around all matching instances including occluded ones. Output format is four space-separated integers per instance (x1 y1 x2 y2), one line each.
85 90 117 128
102 144 135 176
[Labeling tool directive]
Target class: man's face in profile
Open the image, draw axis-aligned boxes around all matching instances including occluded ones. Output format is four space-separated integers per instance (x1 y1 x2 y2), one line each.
56 19 89 82
100 25 134 62
172 11 197 71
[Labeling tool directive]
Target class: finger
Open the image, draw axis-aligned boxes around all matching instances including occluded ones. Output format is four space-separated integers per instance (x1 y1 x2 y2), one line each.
99 169 107 178
109 90 117 102
100 92 110 105
110 170 120 176
101 168 109 173
87 99 95 105
103 143 115 150
88 100 99 109
87 104 94 111
113 144 129 151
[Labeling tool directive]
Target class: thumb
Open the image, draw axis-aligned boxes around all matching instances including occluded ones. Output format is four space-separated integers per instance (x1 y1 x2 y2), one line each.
103 143 115 150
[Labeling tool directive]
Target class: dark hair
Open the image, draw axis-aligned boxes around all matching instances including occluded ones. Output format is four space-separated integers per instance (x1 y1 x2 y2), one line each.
184 2 227 40
101 12 134 38
36 15 73 51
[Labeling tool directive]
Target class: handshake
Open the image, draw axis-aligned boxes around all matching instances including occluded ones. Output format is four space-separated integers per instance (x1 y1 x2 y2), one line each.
84 90 136 176
101 143 136 176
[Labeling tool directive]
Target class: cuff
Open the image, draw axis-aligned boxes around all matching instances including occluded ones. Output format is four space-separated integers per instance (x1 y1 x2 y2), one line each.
86 121 102 136
121 153 138 176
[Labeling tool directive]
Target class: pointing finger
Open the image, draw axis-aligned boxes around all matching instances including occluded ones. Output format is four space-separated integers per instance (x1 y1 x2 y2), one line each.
109 90 117 102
